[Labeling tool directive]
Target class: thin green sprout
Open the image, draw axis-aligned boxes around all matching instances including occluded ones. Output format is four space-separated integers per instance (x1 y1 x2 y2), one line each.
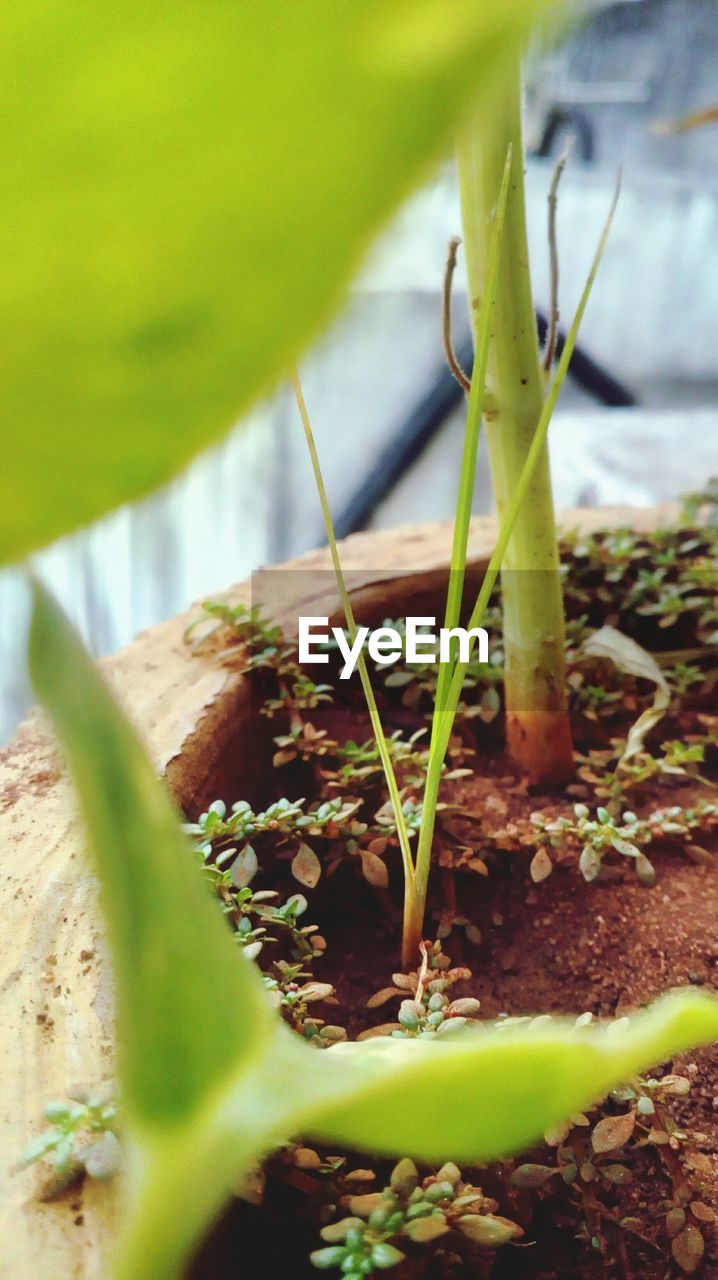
413 146 513 937
291 372 417 932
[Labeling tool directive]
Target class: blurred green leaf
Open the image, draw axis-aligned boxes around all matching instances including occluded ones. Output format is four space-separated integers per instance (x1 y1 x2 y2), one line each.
29 583 718 1279
301 994 718 1161
2 0 540 565
28 579 275 1128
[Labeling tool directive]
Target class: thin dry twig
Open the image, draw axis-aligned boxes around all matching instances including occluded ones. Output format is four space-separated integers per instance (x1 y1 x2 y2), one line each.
543 139 573 373
414 940 431 1004
442 235 471 393
653 102 718 135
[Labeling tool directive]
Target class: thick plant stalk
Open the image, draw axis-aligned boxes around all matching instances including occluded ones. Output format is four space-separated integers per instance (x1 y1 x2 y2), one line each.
456 68 574 785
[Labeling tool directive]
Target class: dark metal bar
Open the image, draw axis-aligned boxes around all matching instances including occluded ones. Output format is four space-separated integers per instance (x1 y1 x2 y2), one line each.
331 315 636 541
534 311 637 409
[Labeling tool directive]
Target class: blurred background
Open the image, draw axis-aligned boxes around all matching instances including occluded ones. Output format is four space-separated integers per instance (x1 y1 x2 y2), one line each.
2 0 717 742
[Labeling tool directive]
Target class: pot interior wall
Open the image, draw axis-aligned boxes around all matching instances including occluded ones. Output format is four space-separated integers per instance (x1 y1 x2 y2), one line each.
168 567 468 818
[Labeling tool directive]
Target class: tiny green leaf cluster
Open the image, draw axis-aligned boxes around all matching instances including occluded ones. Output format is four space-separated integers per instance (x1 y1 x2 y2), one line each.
579 737 711 810
364 941 481 1040
311 1157 521 1276
186 600 334 718
185 795 362 892
563 500 718 652
532 799 718 885
535 803 656 885
19 1093 119 1184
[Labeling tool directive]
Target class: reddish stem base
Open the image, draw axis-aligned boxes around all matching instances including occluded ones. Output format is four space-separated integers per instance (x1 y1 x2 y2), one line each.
506 708 575 788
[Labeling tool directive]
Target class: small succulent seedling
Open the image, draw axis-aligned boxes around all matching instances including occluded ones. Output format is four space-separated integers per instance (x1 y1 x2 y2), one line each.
311 1156 521 1276
264 960 346 1048
533 803 656 885
562 514 718 650
273 721 336 768
261 672 335 720
669 662 705 698
509 1046 713 1274
578 735 712 811
362 941 480 1040
186 599 334 721
330 730 431 786
648 802 718 865
185 795 363 891
322 730 473 803
534 797 718 886
184 600 282 651
373 796 422 838
616 740 709 794
18 1093 120 1189
575 680 626 722
228 884 324 962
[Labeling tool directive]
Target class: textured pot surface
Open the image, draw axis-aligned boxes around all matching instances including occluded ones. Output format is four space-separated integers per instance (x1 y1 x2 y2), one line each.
0 507 671 1278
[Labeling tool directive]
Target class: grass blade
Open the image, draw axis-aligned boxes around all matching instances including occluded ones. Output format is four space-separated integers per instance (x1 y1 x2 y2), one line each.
291 374 416 905
414 147 512 920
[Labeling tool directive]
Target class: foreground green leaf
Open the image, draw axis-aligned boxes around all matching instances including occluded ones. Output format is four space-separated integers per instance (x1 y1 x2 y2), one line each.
29 584 718 1279
28 581 275 1127
2 0 540 565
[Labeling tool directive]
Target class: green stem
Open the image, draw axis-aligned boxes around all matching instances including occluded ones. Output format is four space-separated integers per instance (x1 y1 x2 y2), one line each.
456 66 574 785
414 149 512 924
414 162 620 935
291 374 418 960
437 175 621 769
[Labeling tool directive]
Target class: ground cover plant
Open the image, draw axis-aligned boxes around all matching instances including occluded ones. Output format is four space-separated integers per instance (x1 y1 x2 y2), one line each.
173 496 718 1276
5 2 718 1279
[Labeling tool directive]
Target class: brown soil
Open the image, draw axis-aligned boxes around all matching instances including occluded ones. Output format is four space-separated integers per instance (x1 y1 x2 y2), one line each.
323 749 718 1270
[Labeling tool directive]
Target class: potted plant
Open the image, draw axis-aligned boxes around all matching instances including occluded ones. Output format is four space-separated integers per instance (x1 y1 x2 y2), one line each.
1 3 717 1279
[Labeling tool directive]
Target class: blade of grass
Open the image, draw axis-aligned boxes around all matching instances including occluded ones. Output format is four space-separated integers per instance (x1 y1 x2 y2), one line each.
291 373 417 927
414 172 622 920
414 148 512 922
